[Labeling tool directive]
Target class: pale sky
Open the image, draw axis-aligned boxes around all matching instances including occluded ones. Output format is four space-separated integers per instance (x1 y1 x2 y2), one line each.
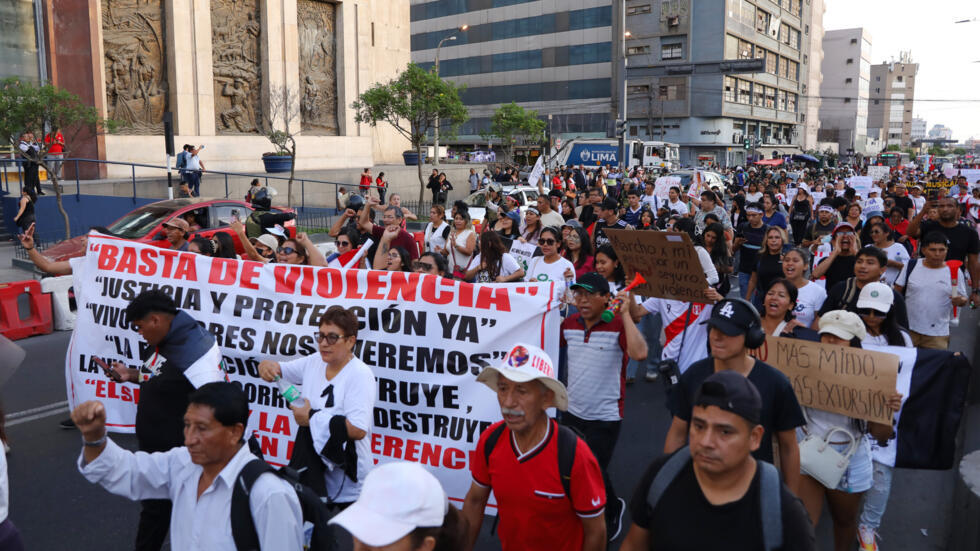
823 0 980 142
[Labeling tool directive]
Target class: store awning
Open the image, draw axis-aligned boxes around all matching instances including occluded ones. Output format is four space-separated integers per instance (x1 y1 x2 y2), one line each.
754 158 784 166
792 153 819 163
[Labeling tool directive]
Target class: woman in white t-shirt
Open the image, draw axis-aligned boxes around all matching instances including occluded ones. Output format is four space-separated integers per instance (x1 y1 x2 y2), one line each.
519 207 543 246
257 306 375 506
466 229 525 283
781 247 825 328
745 181 763 204
857 282 913 347
445 210 477 277
867 221 910 286
424 204 450 254
524 227 575 288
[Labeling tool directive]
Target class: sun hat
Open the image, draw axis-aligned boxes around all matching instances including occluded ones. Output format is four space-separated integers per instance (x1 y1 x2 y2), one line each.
476 343 568 410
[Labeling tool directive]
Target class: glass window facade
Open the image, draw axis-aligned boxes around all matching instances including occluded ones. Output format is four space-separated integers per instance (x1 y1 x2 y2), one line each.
458 78 610 106
417 42 611 78
411 6 612 50
0 0 41 82
411 0 538 22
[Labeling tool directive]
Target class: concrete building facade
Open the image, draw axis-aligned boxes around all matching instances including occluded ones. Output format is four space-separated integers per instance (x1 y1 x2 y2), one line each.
31 0 411 178
929 124 952 141
817 28 873 157
410 0 614 146
623 0 819 168
911 117 927 142
868 58 918 149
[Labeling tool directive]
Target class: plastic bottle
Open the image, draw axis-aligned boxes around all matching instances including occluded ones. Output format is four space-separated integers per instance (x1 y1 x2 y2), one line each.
274 375 302 406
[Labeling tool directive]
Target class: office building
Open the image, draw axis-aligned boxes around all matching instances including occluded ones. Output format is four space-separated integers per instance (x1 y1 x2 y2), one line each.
928 124 952 141
623 0 819 167
868 55 918 148
800 0 824 151
817 28 872 157
410 0 614 147
911 117 927 142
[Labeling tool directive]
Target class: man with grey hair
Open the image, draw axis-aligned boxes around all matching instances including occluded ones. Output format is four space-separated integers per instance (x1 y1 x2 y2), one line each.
358 196 419 260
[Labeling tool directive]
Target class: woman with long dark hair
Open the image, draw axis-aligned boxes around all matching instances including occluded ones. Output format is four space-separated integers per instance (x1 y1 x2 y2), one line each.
562 226 594 278
213 232 238 259
759 278 816 339
789 186 813 246
466 229 525 283
700 222 731 296
781 247 826 329
13 188 34 234
594 244 626 292
744 226 787 308
519 207 543 245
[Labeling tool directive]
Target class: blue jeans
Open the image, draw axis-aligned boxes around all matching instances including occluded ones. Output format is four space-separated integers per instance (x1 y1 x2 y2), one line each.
859 460 894 530
185 171 201 196
627 313 663 378
737 271 752 299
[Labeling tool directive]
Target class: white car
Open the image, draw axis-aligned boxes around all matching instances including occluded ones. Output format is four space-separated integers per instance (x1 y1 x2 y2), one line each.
463 185 539 225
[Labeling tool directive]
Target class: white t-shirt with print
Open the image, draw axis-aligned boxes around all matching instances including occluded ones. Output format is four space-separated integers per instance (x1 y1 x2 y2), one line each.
895 262 967 336
667 199 689 216
910 195 926 216
525 255 576 293
793 281 826 328
879 242 911 286
640 299 711 373
280 354 376 503
470 252 522 281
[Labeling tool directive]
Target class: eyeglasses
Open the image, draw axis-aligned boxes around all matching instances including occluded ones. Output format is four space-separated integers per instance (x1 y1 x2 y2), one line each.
565 234 581 243
835 231 854 237
412 260 434 271
860 308 887 319
278 247 297 255
315 332 348 344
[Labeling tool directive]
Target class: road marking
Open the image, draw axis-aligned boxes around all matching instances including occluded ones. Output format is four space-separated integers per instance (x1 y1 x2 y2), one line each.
6 401 69 427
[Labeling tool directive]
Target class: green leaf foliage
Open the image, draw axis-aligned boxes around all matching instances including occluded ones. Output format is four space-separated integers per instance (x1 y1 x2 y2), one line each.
483 102 546 163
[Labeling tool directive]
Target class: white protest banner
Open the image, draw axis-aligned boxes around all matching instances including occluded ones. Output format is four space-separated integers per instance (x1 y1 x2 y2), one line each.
846 176 873 198
506 239 539 271
867 166 890 182
862 197 884 215
956 168 980 185
687 170 705 199
67 234 561 512
527 155 545 188
942 163 956 179
654 176 681 200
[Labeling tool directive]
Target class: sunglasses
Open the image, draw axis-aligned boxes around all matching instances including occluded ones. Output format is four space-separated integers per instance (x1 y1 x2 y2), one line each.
412 260 434 271
315 332 347 345
860 308 887 319
337 240 351 247
539 238 558 246
278 247 297 255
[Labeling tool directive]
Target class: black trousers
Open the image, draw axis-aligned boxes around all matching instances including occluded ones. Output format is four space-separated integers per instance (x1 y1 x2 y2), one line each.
134 499 171 551
562 412 622 521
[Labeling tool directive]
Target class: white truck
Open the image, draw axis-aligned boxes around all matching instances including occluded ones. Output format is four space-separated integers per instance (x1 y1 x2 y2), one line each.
551 138 679 171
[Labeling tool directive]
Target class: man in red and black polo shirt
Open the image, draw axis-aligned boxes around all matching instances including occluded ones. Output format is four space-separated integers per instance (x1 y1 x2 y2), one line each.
561 272 648 542
462 343 607 551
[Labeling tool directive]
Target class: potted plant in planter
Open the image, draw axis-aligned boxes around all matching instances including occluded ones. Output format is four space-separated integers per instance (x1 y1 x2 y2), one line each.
260 85 301 204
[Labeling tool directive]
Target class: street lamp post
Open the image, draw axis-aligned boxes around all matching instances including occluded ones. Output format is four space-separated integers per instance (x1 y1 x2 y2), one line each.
433 25 468 167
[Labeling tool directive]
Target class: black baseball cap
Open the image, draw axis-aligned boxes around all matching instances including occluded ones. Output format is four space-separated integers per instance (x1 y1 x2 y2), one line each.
693 371 762 425
600 197 619 211
702 299 759 336
569 272 610 295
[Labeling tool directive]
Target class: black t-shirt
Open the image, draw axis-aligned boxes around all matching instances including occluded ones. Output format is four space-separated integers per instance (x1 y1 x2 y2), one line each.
136 362 194 453
736 221 768 273
629 452 816 551
892 195 914 215
593 218 629 249
669 358 805 464
818 278 910 328
919 220 980 264
579 205 598 229
817 254 857 291
755 253 784 295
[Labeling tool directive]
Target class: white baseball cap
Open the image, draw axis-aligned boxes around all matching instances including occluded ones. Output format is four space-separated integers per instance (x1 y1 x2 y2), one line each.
476 343 568 410
857 282 893 313
329 461 448 546
818 310 867 341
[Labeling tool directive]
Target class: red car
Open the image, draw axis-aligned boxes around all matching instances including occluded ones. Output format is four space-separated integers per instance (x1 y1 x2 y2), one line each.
42 197 297 262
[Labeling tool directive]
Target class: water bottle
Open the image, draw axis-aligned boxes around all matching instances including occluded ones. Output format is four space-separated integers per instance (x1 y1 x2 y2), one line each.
274 376 302 406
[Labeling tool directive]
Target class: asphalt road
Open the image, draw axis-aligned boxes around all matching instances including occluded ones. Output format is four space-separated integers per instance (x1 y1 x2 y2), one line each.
4 308 978 550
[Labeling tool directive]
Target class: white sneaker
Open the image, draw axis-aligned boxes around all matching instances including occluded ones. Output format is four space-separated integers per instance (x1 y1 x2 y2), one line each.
644 371 659 382
858 524 878 551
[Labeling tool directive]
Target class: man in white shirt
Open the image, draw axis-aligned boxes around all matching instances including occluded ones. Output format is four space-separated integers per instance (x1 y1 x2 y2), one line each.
640 182 660 213
536 194 566 229
893 231 968 350
74 382 304 550
184 145 206 196
666 186 689 216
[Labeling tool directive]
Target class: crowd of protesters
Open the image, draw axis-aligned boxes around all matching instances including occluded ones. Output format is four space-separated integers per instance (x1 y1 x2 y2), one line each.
27 155 979 551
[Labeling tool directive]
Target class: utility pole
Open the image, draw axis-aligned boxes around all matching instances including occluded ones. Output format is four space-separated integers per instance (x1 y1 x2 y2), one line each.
617 0 628 172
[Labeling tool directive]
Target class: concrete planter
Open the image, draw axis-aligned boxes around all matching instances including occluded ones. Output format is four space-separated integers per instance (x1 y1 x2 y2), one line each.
402 150 427 166
262 155 293 173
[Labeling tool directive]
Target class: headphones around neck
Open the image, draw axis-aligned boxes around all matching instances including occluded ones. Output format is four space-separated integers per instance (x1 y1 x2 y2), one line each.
714 297 766 349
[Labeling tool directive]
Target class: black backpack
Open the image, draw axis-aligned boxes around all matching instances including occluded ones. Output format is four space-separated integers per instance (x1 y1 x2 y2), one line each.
483 421 579 498
231 459 337 551
646 447 783 551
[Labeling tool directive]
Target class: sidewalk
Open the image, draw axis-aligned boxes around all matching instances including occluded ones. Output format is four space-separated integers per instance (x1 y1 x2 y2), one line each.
0 243 37 284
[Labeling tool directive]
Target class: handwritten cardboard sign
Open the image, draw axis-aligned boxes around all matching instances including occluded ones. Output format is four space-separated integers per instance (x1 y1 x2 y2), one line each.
605 229 713 303
654 176 681 200
750 336 899 424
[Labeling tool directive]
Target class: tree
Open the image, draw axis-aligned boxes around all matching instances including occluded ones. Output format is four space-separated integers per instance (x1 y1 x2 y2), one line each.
482 102 546 167
928 145 947 156
352 63 468 204
954 148 967 155
0 78 117 239
885 144 901 152
260 84 301 206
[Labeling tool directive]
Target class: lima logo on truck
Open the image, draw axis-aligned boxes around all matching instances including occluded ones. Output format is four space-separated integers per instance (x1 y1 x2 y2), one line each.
572 144 619 165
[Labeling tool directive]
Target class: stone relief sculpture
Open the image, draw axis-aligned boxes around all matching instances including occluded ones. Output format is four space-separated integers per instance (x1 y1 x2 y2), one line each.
212 0 261 134
102 0 169 134
298 0 338 135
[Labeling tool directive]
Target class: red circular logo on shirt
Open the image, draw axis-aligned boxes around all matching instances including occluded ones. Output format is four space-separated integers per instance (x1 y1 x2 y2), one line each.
508 346 530 368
